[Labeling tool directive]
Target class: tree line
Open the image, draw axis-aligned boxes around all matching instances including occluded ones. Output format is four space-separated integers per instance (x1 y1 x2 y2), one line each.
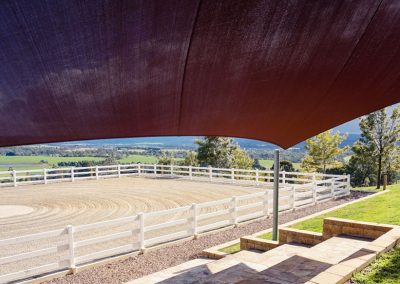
301 106 399 188
164 106 399 189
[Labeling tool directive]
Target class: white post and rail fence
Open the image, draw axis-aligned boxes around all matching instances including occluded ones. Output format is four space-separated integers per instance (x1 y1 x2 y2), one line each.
0 163 350 189
0 164 350 283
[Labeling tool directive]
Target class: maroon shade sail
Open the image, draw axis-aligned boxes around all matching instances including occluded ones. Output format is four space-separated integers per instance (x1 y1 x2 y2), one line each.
0 0 399 149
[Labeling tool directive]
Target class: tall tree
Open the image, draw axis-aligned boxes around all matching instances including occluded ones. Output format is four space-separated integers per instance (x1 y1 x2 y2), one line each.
232 148 254 169
358 107 400 188
270 160 295 172
347 141 377 187
158 154 175 165
182 151 198 166
301 130 349 174
195 137 236 168
195 136 253 169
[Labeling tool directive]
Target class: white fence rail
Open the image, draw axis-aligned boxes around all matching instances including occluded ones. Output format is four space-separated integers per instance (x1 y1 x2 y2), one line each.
0 165 350 283
0 163 350 189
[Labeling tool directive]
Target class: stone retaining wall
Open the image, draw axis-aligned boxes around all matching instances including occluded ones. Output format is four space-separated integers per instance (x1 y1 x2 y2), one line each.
240 217 398 251
323 217 395 239
240 236 279 251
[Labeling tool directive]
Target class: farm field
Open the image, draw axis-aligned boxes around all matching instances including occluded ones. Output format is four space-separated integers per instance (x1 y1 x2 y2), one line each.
0 155 104 172
0 155 164 172
0 155 301 173
259 159 301 170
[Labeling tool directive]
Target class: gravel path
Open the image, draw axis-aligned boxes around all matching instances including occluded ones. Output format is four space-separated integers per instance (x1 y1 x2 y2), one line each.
45 191 370 284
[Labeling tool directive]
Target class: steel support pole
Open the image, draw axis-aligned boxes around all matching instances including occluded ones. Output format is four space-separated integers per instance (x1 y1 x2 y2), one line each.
272 149 280 241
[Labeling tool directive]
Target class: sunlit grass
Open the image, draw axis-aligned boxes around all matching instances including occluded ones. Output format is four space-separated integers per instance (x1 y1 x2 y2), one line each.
219 185 398 254
352 248 400 284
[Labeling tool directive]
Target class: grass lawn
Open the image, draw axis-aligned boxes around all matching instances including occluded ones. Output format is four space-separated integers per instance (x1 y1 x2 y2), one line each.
219 185 397 254
352 247 400 284
288 185 398 233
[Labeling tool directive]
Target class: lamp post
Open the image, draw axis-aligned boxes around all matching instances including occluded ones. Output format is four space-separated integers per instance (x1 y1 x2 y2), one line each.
272 149 280 241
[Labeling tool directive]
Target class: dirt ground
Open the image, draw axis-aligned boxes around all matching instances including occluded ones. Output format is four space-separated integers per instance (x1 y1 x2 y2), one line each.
0 176 264 239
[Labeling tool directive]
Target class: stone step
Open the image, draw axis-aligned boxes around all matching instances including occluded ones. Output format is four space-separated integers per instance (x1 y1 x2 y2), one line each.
128 258 214 284
255 243 311 267
130 235 373 283
297 235 372 265
196 244 312 283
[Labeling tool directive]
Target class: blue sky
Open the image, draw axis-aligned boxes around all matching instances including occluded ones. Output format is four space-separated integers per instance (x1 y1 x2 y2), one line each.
333 103 398 134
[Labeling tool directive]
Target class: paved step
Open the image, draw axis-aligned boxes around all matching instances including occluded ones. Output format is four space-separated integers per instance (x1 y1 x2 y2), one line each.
198 244 317 284
129 258 214 284
297 235 371 265
130 235 373 283
255 243 311 267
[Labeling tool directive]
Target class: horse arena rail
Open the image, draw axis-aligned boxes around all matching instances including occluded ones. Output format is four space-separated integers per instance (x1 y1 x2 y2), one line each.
0 164 350 283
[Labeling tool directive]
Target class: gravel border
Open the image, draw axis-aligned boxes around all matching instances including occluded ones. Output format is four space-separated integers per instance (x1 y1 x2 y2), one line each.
44 191 370 284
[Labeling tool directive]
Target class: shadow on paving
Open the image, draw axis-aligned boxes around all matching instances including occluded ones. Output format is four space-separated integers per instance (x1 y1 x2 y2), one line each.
157 255 330 284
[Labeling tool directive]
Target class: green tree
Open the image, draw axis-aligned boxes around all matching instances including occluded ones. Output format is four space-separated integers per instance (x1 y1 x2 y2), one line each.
195 136 253 169
301 130 349 174
280 160 295 172
157 154 175 165
358 107 400 188
182 151 198 166
195 137 236 168
347 141 377 187
232 148 254 169
270 160 295 172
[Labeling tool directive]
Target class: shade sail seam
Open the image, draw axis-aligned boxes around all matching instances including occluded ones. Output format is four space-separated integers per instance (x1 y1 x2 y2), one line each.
323 0 384 94
9 1 75 138
298 0 385 128
176 0 202 133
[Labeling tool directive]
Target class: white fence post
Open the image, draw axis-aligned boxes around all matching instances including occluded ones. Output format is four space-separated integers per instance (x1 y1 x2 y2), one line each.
256 169 259 186
138 212 145 252
153 164 157 175
263 190 269 216
291 186 296 210
312 183 317 204
117 165 121 178
138 164 141 176
12 170 17 187
189 166 193 179
95 166 99 180
44 168 47 184
71 168 75 182
67 225 76 274
192 203 198 238
209 166 212 181
347 174 351 193
171 165 174 175
282 171 286 184
312 173 317 204
231 196 238 226
331 178 335 198
231 169 235 183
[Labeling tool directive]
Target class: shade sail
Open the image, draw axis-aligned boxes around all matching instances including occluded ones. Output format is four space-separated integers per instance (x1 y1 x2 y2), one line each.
0 0 399 149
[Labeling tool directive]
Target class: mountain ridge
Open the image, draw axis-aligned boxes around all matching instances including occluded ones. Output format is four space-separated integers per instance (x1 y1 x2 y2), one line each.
52 134 360 150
